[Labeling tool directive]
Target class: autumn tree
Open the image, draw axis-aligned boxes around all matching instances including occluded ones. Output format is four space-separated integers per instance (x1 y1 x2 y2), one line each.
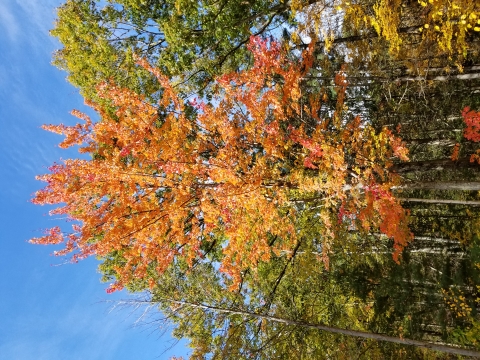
33 37 411 292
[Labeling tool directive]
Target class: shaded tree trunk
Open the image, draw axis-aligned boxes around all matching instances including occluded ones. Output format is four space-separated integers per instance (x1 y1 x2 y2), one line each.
152 299 480 357
400 198 480 205
392 157 479 174
398 181 480 191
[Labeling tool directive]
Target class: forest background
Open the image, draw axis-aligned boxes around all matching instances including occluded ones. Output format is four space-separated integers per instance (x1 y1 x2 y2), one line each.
5 0 480 358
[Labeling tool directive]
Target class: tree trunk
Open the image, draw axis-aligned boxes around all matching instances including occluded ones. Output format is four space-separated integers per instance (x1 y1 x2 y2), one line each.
398 72 480 82
329 26 420 45
400 198 480 205
399 181 480 191
404 138 456 147
414 236 461 244
392 157 479 174
156 299 480 357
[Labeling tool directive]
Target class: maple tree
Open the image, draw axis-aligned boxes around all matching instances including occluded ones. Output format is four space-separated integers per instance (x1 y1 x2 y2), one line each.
32 37 411 292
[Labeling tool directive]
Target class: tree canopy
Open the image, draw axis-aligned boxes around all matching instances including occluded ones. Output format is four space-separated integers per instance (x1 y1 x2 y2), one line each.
33 38 412 290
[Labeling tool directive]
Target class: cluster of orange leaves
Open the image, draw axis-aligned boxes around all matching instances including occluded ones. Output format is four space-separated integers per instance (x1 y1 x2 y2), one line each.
32 37 412 291
451 107 480 163
463 107 480 143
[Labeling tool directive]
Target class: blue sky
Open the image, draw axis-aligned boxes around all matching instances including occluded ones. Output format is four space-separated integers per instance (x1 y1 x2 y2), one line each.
0 1 188 358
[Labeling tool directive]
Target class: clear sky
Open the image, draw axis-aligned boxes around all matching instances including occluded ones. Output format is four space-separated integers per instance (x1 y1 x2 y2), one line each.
0 1 188 359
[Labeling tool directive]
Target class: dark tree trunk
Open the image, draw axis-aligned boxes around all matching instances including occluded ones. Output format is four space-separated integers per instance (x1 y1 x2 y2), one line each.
392 157 479 174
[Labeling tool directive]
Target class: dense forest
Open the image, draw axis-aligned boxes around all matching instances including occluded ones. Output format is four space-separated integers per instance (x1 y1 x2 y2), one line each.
32 0 480 358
